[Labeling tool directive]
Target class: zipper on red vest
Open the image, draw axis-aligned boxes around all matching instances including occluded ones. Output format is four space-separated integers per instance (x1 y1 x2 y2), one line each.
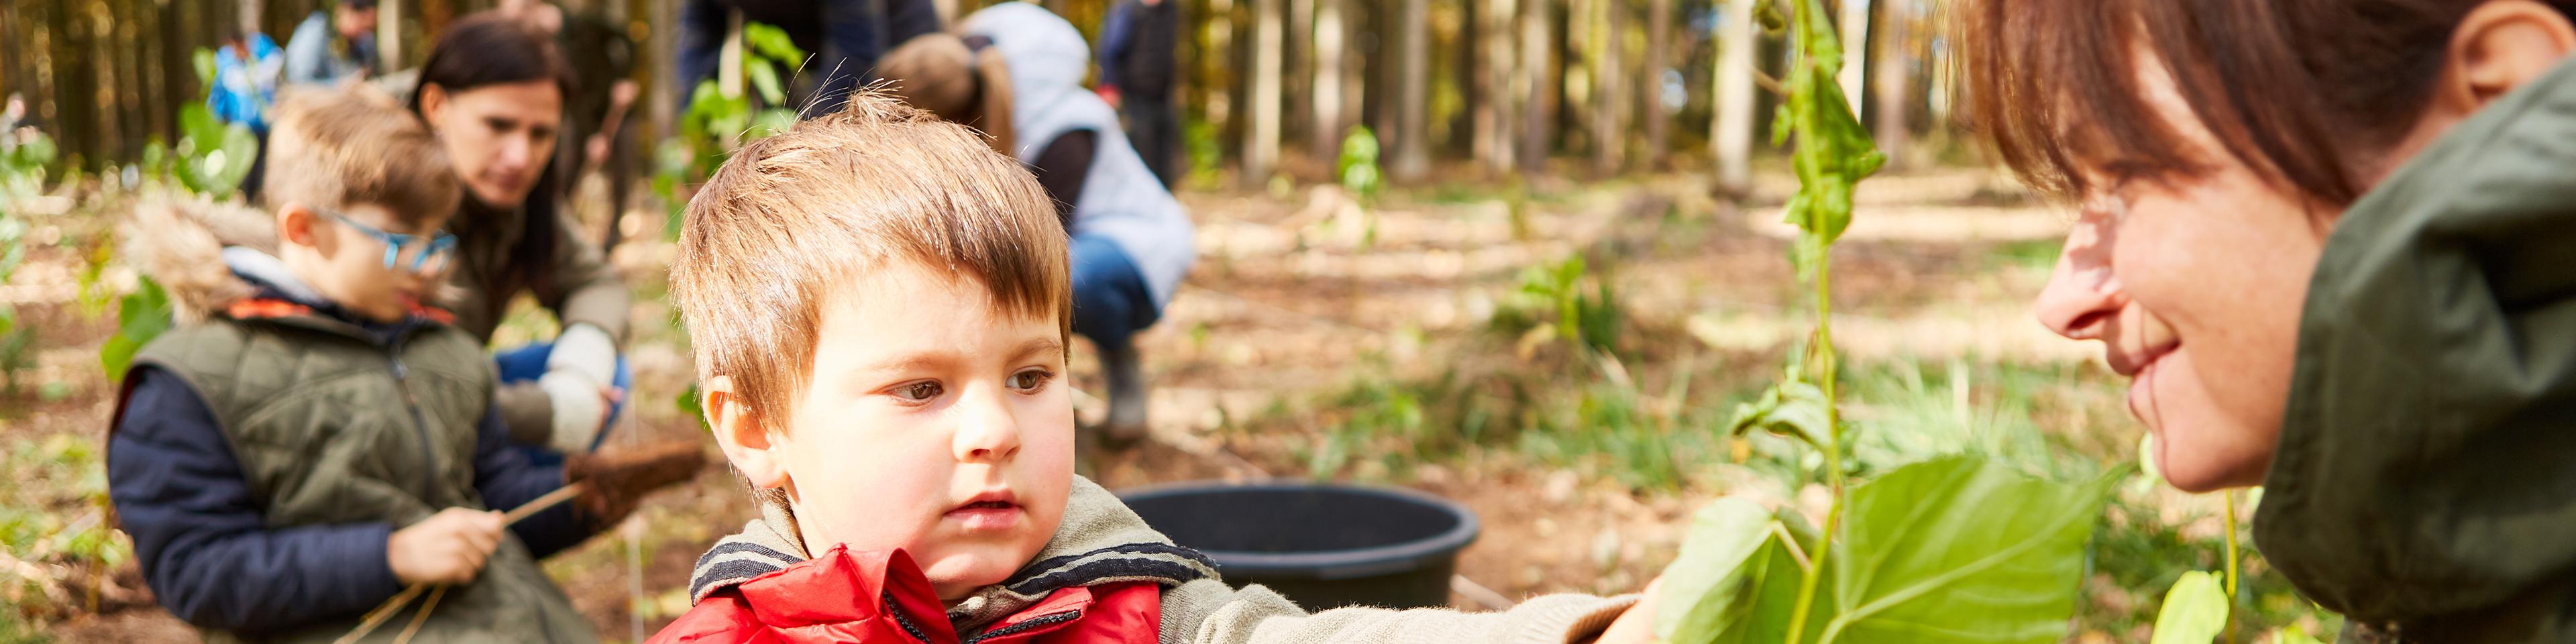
961 608 1083 644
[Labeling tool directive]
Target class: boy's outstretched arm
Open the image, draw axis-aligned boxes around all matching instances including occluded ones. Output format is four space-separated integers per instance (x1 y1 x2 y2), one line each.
468 405 594 559
1165 578 1644 644
107 367 407 633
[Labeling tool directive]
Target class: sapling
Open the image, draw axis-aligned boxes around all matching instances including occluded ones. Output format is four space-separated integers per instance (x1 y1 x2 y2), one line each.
1651 1 2121 642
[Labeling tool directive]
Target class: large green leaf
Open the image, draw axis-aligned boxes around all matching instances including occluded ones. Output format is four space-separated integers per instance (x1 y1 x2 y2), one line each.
1815 456 2120 644
1658 498 1782 641
2149 571 2231 644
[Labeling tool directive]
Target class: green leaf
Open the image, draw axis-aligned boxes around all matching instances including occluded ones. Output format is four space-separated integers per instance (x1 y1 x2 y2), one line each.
1658 498 1782 641
743 22 807 67
210 123 260 191
2149 571 2231 644
748 61 787 106
1815 456 2120 644
2269 626 2327 644
1729 380 1831 449
100 277 173 381
193 48 219 87
748 109 799 141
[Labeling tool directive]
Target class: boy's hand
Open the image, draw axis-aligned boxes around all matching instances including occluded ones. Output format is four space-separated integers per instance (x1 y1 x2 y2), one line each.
387 508 506 586
1593 577 1664 644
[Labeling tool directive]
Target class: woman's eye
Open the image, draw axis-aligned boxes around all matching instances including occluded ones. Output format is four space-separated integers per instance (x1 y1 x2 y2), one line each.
1009 370 1053 392
893 382 944 402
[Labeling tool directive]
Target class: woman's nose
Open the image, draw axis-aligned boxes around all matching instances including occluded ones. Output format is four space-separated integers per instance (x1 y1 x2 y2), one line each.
2035 213 2127 340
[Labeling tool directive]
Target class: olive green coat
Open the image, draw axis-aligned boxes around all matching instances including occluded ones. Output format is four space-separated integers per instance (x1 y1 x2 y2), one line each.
2259 58 2576 643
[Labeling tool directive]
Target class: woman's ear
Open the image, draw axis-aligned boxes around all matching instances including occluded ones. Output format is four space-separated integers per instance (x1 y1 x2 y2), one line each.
417 85 451 130
703 376 792 490
2445 1 2576 109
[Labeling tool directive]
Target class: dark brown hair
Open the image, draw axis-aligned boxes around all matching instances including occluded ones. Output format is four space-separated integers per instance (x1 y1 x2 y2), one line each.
1962 0 2575 205
406 11 575 281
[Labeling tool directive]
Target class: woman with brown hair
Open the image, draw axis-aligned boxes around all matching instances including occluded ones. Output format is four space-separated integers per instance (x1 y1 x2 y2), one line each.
1962 0 2576 639
406 13 632 466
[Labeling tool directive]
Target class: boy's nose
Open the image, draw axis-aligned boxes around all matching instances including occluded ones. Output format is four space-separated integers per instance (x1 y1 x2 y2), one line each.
2035 213 2126 341
952 386 1024 462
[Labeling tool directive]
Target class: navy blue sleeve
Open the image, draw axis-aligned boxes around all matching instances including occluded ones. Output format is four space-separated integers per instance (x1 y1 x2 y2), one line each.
107 367 405 634
674 0 728 109
470 405 593 559
1097 1 1136 89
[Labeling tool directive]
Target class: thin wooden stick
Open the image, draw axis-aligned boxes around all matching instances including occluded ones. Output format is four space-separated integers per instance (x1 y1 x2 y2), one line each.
335 484 588 643
332 584 428 644
391 585 448 644
503 484 588 525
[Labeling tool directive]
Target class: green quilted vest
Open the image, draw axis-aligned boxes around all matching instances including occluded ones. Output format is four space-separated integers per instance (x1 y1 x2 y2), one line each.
126 310 597 644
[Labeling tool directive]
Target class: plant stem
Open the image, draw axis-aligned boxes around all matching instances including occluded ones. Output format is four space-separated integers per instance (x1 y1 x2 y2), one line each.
2223 490 2241 644
1783 228 1843 644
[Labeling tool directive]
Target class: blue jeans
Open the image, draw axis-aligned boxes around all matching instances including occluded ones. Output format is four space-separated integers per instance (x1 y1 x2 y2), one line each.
1071 234 1161 352
494 342 633 467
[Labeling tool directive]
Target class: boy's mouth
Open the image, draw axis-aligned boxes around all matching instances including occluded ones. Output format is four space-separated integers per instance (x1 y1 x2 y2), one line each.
946 490 1023 531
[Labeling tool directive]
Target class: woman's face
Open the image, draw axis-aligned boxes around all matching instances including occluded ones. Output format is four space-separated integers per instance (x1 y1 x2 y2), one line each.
2034 57 2339 492
419 80 561 209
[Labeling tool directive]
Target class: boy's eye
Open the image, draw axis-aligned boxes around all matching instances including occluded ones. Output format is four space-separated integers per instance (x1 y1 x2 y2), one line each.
1009 370 1053 392
892 381 944 402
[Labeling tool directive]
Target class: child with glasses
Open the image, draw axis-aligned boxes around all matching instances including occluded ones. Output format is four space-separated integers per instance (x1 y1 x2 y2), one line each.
104 87 679 643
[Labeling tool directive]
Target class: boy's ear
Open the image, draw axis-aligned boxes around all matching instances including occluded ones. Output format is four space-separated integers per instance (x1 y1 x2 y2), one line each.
703 375 791 490
276 203 322 249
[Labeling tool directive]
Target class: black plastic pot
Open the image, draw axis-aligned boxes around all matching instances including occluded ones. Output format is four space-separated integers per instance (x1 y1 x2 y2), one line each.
1119 482 1479 610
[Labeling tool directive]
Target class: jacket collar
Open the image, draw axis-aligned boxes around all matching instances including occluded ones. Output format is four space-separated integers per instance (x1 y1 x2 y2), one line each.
219 248 452 345
688 476 1217 635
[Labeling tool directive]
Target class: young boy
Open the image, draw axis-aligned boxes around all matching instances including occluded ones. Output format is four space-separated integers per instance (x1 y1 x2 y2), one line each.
106 87 684 643
655 93 1658 643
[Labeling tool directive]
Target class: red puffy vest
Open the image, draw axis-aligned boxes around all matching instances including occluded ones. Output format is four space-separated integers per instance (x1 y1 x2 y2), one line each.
647 545 1161 644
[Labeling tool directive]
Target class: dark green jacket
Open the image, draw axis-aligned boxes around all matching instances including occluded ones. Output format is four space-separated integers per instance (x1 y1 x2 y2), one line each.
2257 58 2576 643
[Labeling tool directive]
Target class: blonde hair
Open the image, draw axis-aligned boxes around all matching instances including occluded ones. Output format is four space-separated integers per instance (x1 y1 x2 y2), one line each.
669 91 1069 433
262 87 460 227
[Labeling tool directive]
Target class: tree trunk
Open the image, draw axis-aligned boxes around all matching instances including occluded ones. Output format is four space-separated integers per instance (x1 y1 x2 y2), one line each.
1287 0 1313 158
380 0 402 70
1712 0 1756 193
1245 0 1283 184
1476 0 1515 174
1837 0 1869 114
1393 0 1430 179
1590 0 1621 174
1871 0 1909 171
1309 0 1344 162
1642 0 1669 168
1517 0 1549 177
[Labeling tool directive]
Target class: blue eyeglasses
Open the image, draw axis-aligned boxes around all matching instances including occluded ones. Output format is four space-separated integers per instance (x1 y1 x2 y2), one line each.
324 209 458 274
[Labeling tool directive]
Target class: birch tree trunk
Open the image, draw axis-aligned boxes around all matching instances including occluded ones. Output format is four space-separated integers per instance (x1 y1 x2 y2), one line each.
1246 0 1284 184
1713 0 1756 193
